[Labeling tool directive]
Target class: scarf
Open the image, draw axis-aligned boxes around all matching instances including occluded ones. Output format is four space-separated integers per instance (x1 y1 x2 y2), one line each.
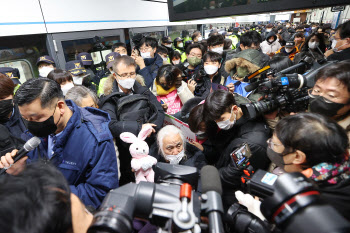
302 155 350 185
156 83 176 96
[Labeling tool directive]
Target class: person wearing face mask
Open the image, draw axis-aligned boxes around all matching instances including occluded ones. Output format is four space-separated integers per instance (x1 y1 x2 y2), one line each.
112 42 128 56
275 41 299 61
178 43 205 83
161 36 174 60
0 67 22 92
170 51 182 66
173 37 187 62
202 90 270 208
308 61 350 145
293 32 305 50
207 35 230 78
224 49 264 98
47 69 75 96
150 65 194 114
99 56 164 185
192 51 227 98
97 52 122 96
65 60 97 93
152 125 206 171
192 30 203 43
132 37 163 88
326 21 350 61
0 74 26 153
156 45 170 65
261 24 274 40
260 30 282 57
293 33 326 73
36 55 56 78
0 77 118 209
266 113 350 220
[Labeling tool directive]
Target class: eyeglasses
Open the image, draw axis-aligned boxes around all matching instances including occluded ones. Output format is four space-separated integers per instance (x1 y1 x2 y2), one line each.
116 72 136 78
267 138 282 150
308 88 346 104
139 46 152 52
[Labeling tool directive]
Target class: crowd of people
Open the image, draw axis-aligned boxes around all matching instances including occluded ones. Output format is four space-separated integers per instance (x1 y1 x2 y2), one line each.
0 19 350 233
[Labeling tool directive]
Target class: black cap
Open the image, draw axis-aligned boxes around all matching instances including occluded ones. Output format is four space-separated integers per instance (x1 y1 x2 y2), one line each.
285 41 295 48
65 60 87 76
162 36 173 44
105 52 121 69
174 37 183 43
36 55 55 66
77 52 93 66
0 67 21 84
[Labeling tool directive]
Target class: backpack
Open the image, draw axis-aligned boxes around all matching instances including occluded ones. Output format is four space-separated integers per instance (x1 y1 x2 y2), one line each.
116 93 158 124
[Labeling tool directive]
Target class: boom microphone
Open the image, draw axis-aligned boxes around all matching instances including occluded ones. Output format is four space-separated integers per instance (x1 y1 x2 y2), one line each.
201 165 224 233
0 136 41 175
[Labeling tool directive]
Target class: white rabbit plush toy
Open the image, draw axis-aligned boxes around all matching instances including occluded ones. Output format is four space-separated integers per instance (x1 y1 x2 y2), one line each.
120 125 157 184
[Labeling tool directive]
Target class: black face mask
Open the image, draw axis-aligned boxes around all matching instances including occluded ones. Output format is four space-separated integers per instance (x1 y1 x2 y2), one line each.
160 83 172 91
309 97 346 117
0 99 13 124
24 105 61 138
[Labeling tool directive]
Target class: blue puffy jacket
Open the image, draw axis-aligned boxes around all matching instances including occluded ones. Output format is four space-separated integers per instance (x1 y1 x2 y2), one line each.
23 100 118 208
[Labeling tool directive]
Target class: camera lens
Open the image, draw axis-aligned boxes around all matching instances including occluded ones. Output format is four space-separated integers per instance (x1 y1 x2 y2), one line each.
88 209 133 233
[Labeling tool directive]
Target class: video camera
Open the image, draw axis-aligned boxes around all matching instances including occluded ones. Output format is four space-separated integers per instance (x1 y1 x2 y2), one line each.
87 163 225 233
240 60 338 119
245 170 350 233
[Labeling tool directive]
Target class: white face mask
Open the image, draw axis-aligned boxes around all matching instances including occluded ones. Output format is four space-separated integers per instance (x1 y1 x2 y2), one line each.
308 41 319 49
162 57 168 62
121 54 128 56
211 46 224 54
217 109 236 130
165 149 185 164
312 27 316 30
332 40 337 49
204 65 219 75
197 36 203 42
196 130 205 135
117 77 135 89
72 75 83 85
285 48 293 53
172 60 180 65
141 52 152 59
178 42 184 48
268 39 274 43
39 66 54 78
266 29 272 32
164 44 172 48
333 40 349 52
61 82 74 96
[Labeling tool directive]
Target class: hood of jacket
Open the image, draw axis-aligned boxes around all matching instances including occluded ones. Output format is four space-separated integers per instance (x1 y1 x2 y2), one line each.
266 31 277 43
225 49 261 75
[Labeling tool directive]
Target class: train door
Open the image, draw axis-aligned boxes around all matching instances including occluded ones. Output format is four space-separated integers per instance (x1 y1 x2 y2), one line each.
47 29 125 71
129 26 167 48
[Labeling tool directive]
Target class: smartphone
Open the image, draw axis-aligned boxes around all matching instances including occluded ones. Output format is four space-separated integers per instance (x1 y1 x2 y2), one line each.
230 143 252 168
234 81 241 86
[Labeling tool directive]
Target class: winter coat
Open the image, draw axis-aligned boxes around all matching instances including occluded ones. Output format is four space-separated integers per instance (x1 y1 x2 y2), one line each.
4 104 26 143
150 79 194 107
138 54 164 88
207 115 270 208
99 78 165 185
23 100 119 209
275 46 299 61
327 47 350 62
260 31 282 54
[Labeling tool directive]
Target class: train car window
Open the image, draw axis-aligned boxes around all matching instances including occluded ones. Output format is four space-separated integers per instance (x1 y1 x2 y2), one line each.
0 34 48 80
129 30 165 46
168 25 198 40
0 60 34 83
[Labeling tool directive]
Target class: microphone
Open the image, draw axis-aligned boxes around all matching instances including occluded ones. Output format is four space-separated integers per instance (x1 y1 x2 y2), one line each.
0 136 41 175
201 165 224 233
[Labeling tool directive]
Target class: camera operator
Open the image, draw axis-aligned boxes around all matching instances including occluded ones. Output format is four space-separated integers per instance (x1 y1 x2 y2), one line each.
325 21 350 61
178 43 206 83
0 162 93 233
266 113 350 220
309 60 350 141
203 90 270 208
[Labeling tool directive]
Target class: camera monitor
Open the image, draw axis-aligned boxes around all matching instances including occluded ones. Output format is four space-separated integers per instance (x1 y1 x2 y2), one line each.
168 0 349 22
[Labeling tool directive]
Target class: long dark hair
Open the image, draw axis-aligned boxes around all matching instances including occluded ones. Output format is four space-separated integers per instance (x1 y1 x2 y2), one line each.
301 32 326 53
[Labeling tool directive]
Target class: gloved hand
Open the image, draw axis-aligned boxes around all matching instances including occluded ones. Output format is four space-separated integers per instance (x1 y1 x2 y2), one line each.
235 191 266 221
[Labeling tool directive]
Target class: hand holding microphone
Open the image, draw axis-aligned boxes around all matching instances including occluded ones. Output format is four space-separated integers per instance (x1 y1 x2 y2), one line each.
0 137 41 175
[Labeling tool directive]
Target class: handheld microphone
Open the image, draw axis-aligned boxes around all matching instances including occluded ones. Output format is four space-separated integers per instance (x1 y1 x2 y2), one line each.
200 165 224 233
0 136 41 175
